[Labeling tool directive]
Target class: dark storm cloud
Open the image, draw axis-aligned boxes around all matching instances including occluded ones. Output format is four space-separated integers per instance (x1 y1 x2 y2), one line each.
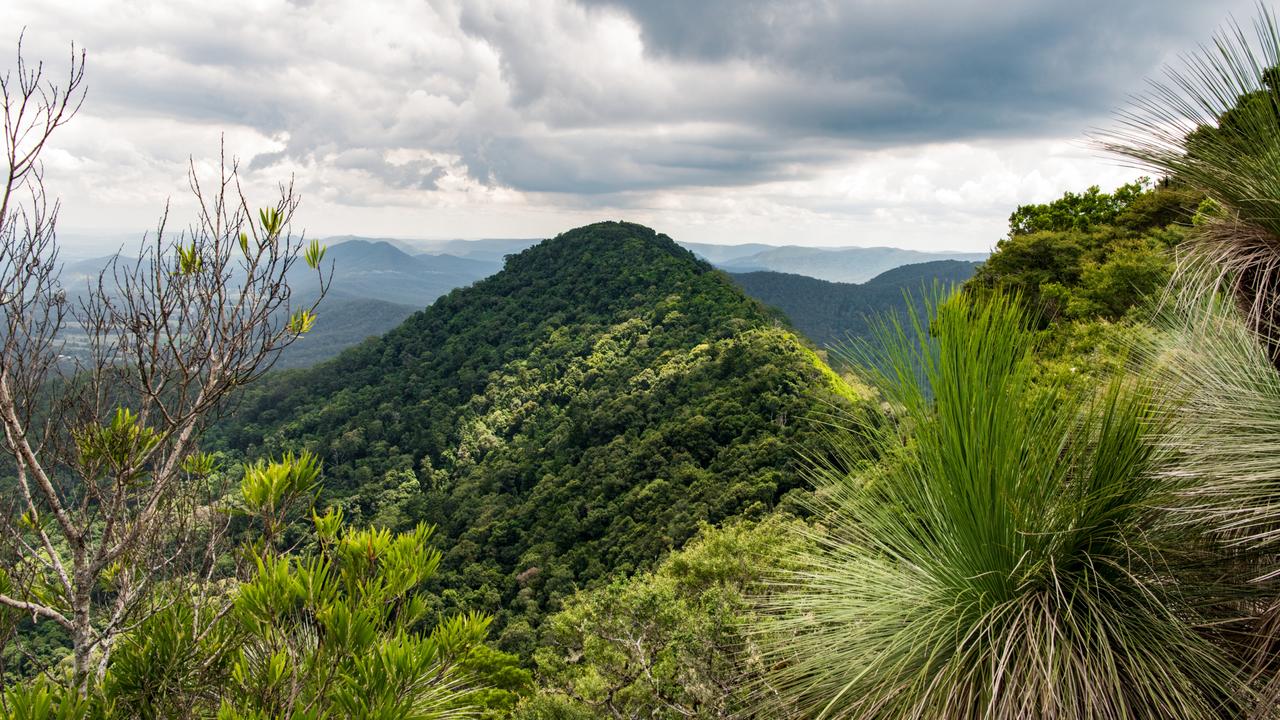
24 0 1257 201
442 0 1255 194
575 0 1249 141
462 125 827 195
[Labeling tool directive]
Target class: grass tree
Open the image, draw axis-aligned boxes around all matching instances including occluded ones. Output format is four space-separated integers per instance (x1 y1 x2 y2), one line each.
758 292 1256 719
1100 6 1280 362
1135 290 1280 716
1143 294 1280 553
1099 6 1280 711
0 37 329 691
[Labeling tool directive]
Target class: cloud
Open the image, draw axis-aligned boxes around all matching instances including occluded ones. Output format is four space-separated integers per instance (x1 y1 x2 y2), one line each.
0 0 1259 250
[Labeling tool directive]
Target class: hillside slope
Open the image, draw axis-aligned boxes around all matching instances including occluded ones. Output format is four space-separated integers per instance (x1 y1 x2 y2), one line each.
275 297 418 369
213 222 864 654
719 245 987 283
731 259 980 348
304 238 499 306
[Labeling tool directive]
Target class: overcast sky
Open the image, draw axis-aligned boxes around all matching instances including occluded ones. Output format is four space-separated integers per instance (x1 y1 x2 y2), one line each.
1 0 1258 252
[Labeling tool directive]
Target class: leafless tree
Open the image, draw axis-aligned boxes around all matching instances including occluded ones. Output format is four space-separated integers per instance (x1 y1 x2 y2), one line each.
0 36 330 691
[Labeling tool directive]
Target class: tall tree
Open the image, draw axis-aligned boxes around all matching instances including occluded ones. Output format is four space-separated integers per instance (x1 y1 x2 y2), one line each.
0 37 329 691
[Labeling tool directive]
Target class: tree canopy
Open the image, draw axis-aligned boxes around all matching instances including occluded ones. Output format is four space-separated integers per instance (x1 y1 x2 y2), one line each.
208 222 865 656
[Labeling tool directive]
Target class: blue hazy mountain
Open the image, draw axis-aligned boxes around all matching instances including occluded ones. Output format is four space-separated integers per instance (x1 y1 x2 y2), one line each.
717 245 988 284
312 238 500 306
730 260 982 349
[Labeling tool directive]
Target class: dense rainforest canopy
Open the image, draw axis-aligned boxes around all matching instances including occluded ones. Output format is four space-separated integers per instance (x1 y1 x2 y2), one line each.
207 221 864 655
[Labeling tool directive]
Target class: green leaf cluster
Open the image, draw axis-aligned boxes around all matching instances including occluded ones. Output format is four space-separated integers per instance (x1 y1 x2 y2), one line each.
970 181 1202 327
216 519 487 719
3 456 510 720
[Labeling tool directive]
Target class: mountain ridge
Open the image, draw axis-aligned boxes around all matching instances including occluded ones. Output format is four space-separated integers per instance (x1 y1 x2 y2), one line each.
719 245 987 283
212 221 864 655
730 259 981 349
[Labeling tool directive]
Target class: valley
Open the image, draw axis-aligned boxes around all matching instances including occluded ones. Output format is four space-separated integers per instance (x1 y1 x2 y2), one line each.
5 5 1280 719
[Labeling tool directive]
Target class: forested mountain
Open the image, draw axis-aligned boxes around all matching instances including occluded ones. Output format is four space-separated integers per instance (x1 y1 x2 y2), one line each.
306 238 500 306
412 237 542 262
730 259 980 348
210 221 865 655
275 297 418 369
716 244 988 283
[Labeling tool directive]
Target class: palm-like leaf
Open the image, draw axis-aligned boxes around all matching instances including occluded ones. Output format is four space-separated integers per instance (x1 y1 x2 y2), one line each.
1100 6 1280 358
758 292 1248 719
1143 289 1280 554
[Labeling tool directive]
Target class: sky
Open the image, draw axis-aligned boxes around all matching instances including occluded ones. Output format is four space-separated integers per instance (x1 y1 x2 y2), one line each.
1 0 1259 253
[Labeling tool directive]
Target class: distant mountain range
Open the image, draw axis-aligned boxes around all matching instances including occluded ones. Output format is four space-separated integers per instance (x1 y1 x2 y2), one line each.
305 239 499 306
392 239 988 283
58 238 499 308
729 260 982 350
279 240 499 368
410 237 543 262
53 239 500 370
52 234 988 367
710 245 988 284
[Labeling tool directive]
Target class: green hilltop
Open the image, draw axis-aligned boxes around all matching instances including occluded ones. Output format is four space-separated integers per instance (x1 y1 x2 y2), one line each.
211 220 864 653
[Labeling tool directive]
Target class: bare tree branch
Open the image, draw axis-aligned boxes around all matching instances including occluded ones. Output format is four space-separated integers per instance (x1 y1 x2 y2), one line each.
0 37 328 693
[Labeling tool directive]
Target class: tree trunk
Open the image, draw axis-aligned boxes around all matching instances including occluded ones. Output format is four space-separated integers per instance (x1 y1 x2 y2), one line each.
71 574 93 694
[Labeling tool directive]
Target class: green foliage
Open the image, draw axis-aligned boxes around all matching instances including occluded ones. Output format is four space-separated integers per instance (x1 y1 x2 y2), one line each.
0 621 70 687
524 517 803 719
3 455 506 719
101 598 237 719
218 518 490 719
303 239 326 270
1030 317 1155 392
175 243 203 276
258 208 283 238
286 308 317 335
74 408 162 481
457 645 532 719
970 183 1198 327
237 451 322 550
1007 179 1149 236
730 260 980 349
967 180 1200 401
210 222 863 650
0 676 96 720
760 291 1252 719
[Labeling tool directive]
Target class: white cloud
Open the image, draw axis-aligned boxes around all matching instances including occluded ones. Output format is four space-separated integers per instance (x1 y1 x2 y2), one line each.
0 0 1256 253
